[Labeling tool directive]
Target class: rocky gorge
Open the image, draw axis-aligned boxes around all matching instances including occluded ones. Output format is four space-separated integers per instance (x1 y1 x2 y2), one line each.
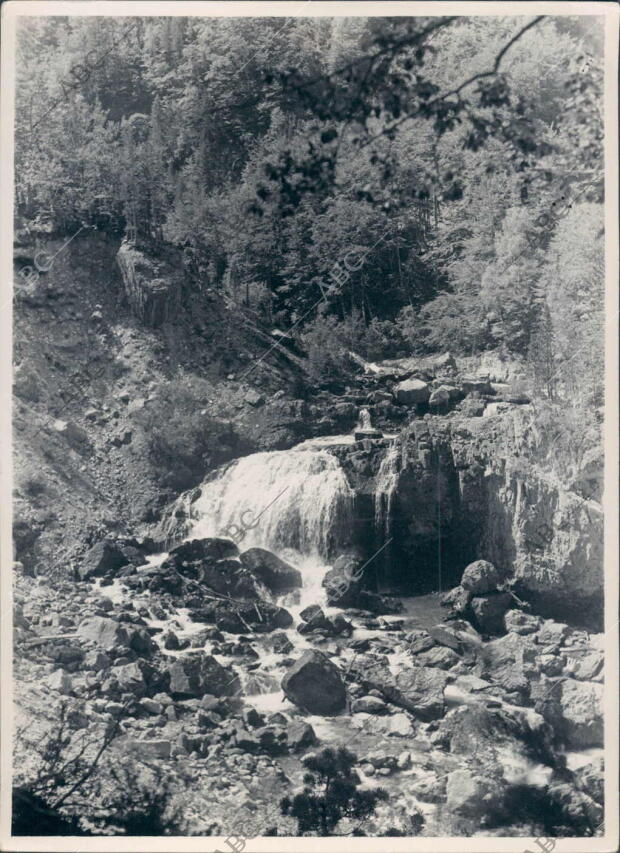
11 233 605 838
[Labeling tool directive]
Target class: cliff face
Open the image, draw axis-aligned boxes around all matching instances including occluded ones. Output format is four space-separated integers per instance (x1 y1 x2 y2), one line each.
336 408 603 628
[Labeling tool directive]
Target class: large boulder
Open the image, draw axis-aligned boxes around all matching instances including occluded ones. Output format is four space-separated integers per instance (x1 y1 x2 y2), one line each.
391 667 451 720
78 540 129 581
460 560 502 595
281 650 347 715
166 653 240 698
558 678 604 748
239 547 302 594
394 378 430 405
350 656 449 720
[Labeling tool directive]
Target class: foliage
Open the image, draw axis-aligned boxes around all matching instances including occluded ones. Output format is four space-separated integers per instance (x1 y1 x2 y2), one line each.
14 16 604 392
280 746 388 836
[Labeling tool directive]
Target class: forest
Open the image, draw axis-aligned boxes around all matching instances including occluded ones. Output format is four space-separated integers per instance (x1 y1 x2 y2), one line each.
15 15 603 405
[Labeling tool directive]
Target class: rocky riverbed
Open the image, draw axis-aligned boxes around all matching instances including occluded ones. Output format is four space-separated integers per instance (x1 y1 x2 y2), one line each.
13 537 605 837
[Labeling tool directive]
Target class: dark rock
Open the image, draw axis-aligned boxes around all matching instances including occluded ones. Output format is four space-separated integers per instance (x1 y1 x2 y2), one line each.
264 631 294 655
351 696 388 714
460 560 502 595
440 585 471 617
170 537 239 563
470 592 513 634
322 553 365 607
78 540 129 581
239 547 302 594
281 650 347 715
406 630 436 655
166 653 240 698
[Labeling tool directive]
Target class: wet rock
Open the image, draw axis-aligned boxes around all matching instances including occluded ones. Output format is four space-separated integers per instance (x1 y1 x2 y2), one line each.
392 668 450 720
167 653 240 698
239 547 302 594
281 650 347 715
548 781 603 828
191 600 293 634
170 537 239 564
573 757 604 804
264 631 294 655
460 560 502 595
394 378 430 405
78 540 129 581
558 678 603 748
322 553 365 607
470 592 513 634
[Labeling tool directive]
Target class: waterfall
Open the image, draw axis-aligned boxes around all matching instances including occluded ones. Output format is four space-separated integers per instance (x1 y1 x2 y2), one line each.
374 440 400 557
189 448 355 564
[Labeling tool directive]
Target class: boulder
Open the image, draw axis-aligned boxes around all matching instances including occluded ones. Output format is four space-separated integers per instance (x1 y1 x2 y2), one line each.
286 721 318 752
440 585 471 617
429 386 450 408
406 630 436 656
114 661 147 696
281 650 347 715
394 378 430 405
166 653 240 698
391 668 450 720
558 678 603 748
460 560 502 595
169 537 239 563
470 592 513 634
47 670 73 695
351 695 388 714
322 553 365 607
239 548 302 594
78 540 129 581
415 646 460 670
77 616 130 648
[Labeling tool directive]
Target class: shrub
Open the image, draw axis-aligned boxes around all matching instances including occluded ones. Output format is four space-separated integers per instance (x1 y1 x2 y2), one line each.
280 746 388 836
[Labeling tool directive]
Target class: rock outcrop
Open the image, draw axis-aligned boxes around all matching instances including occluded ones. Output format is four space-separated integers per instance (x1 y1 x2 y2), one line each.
116 241 181 327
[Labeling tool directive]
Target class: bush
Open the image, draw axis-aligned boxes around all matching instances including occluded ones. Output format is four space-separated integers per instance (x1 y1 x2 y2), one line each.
280 746 388 836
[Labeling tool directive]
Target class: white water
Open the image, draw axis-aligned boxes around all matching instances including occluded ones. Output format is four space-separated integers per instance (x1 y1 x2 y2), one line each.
374 440 400 548
190 448 355 566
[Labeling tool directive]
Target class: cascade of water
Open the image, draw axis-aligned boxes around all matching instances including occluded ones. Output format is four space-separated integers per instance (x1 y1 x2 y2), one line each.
374 441 400 552
190 448 355 565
